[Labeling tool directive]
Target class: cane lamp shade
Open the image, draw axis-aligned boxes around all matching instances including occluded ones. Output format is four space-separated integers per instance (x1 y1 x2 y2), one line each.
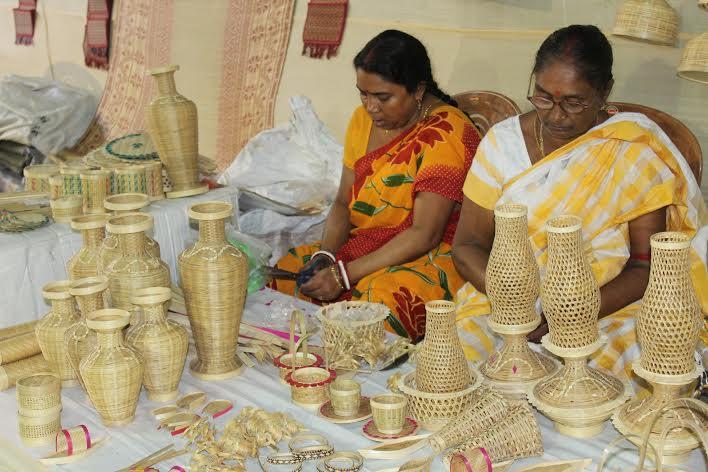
678 32 708 84
700 0 708 11
613 0 679 46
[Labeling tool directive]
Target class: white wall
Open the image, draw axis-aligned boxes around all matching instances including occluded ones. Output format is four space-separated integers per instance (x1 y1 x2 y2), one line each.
275 0 708 194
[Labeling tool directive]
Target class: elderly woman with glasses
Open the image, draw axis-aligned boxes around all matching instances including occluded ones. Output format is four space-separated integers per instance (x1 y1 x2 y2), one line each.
452 25 706 380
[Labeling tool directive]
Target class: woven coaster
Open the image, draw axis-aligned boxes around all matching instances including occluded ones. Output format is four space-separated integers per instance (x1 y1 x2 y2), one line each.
302 0 348 59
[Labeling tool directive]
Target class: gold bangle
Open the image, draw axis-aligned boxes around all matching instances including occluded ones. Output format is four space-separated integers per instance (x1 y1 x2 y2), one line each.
323 451 363 472
329 265 344 290
267 452 303 465
291 444 334 461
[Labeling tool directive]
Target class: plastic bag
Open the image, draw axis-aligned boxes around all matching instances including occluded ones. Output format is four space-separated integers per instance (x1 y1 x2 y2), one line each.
0 75 97 155
225 227 273 294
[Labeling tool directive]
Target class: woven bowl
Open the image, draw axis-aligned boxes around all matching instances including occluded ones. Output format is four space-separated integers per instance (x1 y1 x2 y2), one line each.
330 379 362 417
286 367 336 409
370 393 408 434
103 193 150 213
397 369 483 431
274 352 323 382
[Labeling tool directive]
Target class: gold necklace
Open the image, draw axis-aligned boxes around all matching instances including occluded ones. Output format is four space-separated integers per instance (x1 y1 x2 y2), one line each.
534 115 545 158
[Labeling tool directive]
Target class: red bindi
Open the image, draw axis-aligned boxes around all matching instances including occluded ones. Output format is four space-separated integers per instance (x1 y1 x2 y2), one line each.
553 90 561 97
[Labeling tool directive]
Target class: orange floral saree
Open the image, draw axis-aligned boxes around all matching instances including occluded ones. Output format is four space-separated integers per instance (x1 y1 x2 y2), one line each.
271 105 481 340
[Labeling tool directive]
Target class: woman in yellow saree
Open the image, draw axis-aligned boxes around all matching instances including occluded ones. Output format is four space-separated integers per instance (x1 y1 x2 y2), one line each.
452 25 707 382
271 30 481 341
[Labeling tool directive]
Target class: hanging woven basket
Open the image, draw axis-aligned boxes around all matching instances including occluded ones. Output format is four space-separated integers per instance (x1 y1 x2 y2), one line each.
678 32 708 84
612 0 679 46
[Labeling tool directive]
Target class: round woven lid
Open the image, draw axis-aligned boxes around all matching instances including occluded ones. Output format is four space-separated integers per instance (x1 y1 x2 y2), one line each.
42 280 74 300
131 286 171 305
149 64 180 75
104 193 150 212
86 309 130 331
188 201 233 221
106 212 153 234
16 372 60 393
70 276 109 296
50 196 82 209
546 214 582 233
104 133 159 161
70 214 109 230
23 164 59 177
677 32 708 85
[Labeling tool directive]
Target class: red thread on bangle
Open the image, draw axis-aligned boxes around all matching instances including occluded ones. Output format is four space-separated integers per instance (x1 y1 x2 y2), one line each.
630 253 651 261
61 429 73 456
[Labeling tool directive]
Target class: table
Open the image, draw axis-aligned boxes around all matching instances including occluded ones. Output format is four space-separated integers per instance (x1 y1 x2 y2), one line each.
0 186 239 328
0 289 704 471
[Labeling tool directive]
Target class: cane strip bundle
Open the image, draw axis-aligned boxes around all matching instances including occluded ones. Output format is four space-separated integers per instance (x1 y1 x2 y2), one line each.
638 232 701 377
542 215 600 349
678 32 708 85
36 281 79 386
274 310 322 381
428 388 509 453
612 0 678 46
50 196 82 223
80 169 111 215
0 333 41 365
16 372 61 417
286 367 336 408
113 164 148 195
104 193 149 214
371 393 408 435
0 321 39 342
143 161 165 200
24 164 58 192
0 355 48 391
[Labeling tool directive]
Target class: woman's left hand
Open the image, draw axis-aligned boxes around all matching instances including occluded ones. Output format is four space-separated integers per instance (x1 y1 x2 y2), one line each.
300 267 343 301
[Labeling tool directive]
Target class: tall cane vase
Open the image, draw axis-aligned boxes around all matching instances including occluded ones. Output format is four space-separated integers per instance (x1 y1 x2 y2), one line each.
36 281 80 388
480 204 556 398
104 213 170 320
146 65 208 199
68 215 109 280
528 215 629 438
81 309 144 426
178 201 248 380
126 287 188 402
415 300 470 393
613 232 704 465
66 277 109 393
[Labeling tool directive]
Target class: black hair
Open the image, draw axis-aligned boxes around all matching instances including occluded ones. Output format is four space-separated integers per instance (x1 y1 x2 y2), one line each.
353 29 457 107
533 25 614 92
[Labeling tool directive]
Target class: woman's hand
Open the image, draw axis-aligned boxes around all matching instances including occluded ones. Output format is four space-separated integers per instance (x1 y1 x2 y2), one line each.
297 254 334 286
300 266 343 301
527 314 548 344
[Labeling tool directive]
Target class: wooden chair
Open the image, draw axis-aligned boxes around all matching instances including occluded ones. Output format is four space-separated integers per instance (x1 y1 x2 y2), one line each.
608 102 703 185
453 91 521 136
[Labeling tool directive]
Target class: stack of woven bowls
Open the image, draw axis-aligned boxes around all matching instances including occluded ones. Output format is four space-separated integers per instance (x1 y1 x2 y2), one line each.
16 372 62 446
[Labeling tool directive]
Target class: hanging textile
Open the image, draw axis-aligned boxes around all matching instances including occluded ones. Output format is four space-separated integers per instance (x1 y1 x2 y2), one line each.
83 0 112 69
13 0 37 45
302 0 348 59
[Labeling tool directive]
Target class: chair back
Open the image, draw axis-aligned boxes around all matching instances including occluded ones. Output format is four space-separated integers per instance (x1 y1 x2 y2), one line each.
453 91 521 136
608 102 702 185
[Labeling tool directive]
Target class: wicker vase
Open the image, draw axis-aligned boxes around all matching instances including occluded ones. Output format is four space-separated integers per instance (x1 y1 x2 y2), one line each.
65 277 109 391
81 309 144 426
146 65 208 199
613 232 703 464
178 201 248 380
67 215 109 281
126 287 188 402
103 213 170 316
36 281 79 387
481 204 556 396
415 301 469 394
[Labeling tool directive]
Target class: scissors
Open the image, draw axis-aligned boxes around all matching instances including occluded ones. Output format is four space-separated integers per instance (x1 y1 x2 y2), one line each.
261 264 320 287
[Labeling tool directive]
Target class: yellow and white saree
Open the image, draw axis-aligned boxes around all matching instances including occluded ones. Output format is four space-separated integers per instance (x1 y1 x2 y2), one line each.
456 112 707 382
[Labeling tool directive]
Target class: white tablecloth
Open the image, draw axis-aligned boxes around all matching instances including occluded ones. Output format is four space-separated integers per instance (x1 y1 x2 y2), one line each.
0 289 704 471
0 186 239 328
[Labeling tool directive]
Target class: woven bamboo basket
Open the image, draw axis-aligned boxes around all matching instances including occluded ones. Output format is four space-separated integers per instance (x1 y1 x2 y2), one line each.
428 388 509 453
126 286 188 402
104 213 170 314
36 281 79 387
415 301 470 394
81 309 144 426
49 174 64 200
370 393 408 435
80 169 111 215
317 301 388 365
146 65 208 199
50 196 82 224
0 332 41 365
0 355 49 391
612 0 678 46
143 161 165 200
66 277 109 391
273 309 323 382
68 215 109 280
23 164 58 192
103 193 150 214
446 405 543 464
178 201 247 380
286 366 336 409
59 163 89 196
18 408 62 447
113 164 148 195
397 369 483 431
678 32 708 85
0 320 39 342
329 379 361 417
16 373 61 417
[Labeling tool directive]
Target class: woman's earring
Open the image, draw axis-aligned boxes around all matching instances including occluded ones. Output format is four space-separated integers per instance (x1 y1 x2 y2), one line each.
603 103 619 115
417 99 422 112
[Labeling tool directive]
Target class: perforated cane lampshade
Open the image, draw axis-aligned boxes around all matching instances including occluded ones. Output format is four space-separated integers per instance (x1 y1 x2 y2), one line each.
613 0 679 46
678 32 708 84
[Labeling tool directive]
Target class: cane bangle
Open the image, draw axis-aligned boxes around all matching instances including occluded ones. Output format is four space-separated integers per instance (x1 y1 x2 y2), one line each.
323 452 363 472
288 432 330 451
267 452 303 465
292 444 335 461
312 250 336 263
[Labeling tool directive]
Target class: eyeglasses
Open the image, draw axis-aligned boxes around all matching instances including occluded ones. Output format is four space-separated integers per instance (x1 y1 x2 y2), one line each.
526 75 595 115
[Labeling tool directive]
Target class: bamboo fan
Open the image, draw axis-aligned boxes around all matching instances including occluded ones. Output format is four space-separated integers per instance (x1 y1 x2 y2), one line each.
613 0 679 46
678 32 708 84
176 391 206 410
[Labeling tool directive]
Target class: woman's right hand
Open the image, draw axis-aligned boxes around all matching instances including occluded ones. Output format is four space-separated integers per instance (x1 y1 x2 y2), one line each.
296 254 334 286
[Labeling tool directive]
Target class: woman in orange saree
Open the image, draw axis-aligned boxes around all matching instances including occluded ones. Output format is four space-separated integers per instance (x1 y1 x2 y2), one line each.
270 30 480 341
